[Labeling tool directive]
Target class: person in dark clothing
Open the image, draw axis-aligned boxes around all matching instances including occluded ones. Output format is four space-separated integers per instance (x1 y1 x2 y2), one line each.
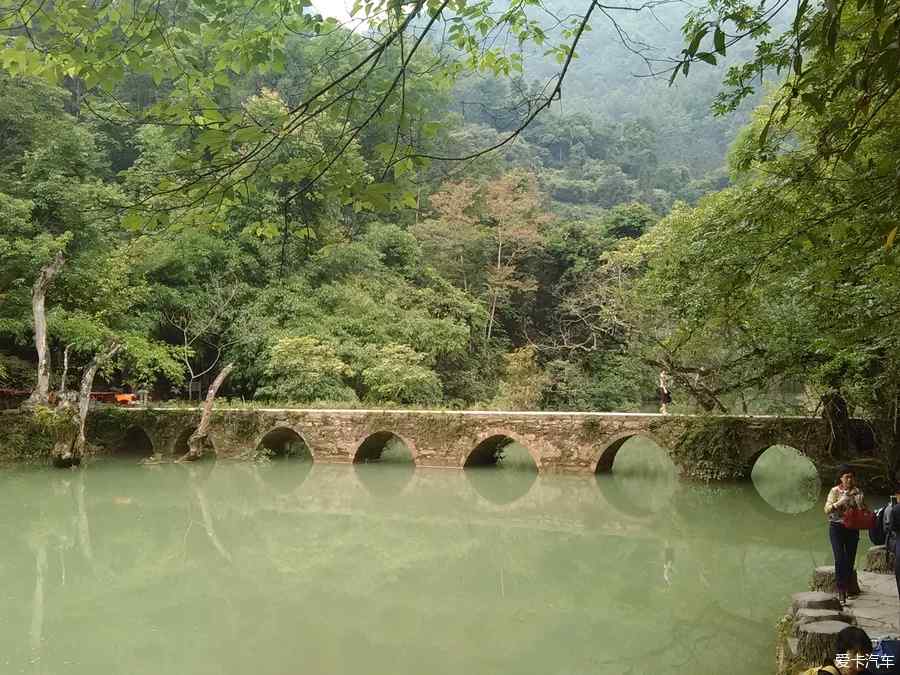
657 370 672 415
888 486 900 600
825 465 865 604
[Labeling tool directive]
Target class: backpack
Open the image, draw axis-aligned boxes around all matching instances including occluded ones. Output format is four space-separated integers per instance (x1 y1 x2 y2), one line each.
889 504 897 552
870 504 889 546
871 637 900 674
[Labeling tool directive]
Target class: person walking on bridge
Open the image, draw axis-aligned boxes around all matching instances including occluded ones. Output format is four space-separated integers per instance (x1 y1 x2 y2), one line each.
657 370 672 415
825 465 865 605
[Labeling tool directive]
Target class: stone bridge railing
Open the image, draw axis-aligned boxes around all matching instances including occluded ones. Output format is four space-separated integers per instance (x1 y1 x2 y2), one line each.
84 407 876 482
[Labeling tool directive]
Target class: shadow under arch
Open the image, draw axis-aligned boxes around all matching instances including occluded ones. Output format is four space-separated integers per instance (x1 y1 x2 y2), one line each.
353 431 415 497
353 430 415 464
256 427 314 460
117 426 154 458
463 432 540 469
464 433 538 505
748 443 820 514
253 427 314 495
593 434 678 518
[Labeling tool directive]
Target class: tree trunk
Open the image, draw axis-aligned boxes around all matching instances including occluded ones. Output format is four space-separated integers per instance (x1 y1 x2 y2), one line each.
486 290 498 342
59 344 71 397
27 252 64 406
485 233 503 342
823 392 851 457
53 343 120 467
180 363 234 462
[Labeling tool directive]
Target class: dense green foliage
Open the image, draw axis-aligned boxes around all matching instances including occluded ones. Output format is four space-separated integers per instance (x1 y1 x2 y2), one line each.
1 0 897 468
0 65 662 410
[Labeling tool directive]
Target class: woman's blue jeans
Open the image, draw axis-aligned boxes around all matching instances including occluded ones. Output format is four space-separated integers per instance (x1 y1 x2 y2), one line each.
829 521 859 593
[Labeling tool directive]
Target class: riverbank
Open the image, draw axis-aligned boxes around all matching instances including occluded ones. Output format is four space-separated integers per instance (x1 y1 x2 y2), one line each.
776 550 900 674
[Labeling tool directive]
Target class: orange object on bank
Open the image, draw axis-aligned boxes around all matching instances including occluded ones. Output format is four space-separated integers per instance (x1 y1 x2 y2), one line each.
114 393 137 405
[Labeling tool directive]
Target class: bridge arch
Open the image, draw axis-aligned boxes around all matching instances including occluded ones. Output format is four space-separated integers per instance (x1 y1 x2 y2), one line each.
592 430 670 474
353 430 417 464
254 426 314 460
743 439 818 468
462 430 541 471
118 425 154 457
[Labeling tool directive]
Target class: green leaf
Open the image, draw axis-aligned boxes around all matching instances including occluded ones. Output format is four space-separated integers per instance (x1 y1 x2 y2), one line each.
122 212 143 231
421 121 442 139
887 226 898 250
686 27 708 56
696 52 717 65
374 143 395 162
800 93 825 113
394 157 414 178
714 27 726 56
668 62 682 85
758 117 772 146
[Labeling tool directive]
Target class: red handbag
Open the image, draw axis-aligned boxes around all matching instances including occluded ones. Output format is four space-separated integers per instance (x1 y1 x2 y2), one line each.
843 507 876 530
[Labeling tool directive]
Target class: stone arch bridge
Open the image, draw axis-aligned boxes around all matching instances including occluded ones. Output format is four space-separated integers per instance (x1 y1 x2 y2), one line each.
87 408 875 482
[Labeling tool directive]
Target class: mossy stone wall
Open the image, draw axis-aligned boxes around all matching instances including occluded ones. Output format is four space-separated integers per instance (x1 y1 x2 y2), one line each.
1 407 875 481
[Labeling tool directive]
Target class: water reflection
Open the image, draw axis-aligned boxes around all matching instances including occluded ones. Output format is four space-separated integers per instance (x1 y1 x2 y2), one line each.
254 456 314 495
465 465 537 505
594 436 677 518
464 441 537 505
353 434 415 496
0 445 854 675
354 461 415 497
752 445 820 514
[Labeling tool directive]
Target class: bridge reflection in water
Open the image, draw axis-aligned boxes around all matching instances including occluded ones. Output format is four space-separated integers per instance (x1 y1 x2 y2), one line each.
0 443 833 675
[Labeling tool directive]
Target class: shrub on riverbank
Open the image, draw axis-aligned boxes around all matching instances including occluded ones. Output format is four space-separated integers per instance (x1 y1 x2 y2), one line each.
0 407 64 464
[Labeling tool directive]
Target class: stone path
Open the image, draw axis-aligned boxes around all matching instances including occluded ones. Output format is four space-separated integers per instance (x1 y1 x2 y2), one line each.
845 572 900 641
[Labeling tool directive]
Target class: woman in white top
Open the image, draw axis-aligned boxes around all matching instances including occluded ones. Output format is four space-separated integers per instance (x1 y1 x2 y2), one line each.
824 465 865 604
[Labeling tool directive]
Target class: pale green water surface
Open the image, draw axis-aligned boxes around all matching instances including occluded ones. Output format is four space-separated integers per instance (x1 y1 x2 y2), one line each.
0 440 868 674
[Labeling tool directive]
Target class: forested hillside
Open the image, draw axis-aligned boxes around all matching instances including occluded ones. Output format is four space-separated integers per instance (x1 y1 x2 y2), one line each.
1 0 897 448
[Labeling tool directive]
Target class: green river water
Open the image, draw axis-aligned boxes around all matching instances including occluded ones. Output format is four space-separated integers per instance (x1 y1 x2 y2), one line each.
0 440 870 674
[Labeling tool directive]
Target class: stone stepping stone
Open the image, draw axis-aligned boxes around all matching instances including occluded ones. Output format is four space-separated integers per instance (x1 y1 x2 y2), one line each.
792 591 842 614
865 545 895 574
796 620 854 666
810 565 837 592
793 608 855 636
